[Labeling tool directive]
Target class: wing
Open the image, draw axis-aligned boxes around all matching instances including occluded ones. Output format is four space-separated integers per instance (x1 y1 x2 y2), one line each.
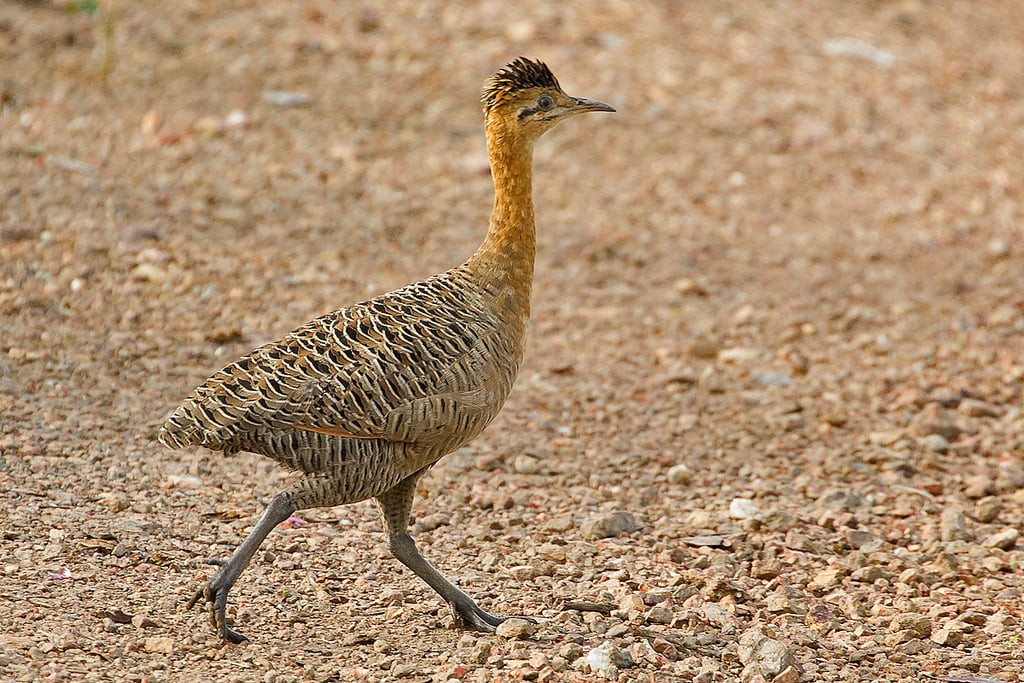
160 274 514 452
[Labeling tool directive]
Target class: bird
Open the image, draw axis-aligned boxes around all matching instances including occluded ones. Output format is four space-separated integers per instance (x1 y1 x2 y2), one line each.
160 57 614 644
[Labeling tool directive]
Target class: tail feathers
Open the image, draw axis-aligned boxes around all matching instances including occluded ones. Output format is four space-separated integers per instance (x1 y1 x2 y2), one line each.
158 403 229 451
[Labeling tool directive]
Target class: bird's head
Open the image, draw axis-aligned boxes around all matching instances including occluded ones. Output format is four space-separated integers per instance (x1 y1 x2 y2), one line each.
482 57 614 141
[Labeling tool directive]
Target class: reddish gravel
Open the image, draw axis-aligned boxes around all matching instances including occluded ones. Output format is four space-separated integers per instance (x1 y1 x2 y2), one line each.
2 2 1023 681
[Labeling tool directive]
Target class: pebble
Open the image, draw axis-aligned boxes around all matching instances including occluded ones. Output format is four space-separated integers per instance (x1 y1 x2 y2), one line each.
689 336 721 359
850 566 886 583
667 463 692 485
920 433 949 454
729 498 760 520
143 636 174 654
910 407 961 441
584 643 634 675
646 606 674 624
131 263 168 283
972 496 1002 523
821 37 895 67
738 628 795 681
130 615 157 629
939 508 972 542
675 277 708 296
773 666 801 683
513 454 542 474
957 398 1003 418
579 511 636 540
982 527 1019 550
963 474 995 499
495 618 537 640
506 565 537 580
808 568 843 592
889 613 932 638
262 90 312 107
931 626 963 647
843 528 874 549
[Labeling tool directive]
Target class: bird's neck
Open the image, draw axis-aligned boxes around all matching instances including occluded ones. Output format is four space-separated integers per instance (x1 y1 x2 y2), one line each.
469 125 536 315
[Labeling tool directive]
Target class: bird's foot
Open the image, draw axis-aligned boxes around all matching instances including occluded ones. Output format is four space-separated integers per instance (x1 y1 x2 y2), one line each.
186 560 248 644
450 599 536 633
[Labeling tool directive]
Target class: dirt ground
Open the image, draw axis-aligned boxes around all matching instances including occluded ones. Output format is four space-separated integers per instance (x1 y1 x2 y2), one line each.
2 1 1024 681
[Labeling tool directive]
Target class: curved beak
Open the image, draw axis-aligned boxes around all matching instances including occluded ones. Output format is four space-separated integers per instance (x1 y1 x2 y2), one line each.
570 96 616 114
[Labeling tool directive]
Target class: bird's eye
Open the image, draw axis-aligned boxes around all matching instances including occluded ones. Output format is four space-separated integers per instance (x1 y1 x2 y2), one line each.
537 94 554 110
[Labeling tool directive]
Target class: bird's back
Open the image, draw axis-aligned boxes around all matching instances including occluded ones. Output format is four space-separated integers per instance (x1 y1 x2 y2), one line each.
160 265 524 477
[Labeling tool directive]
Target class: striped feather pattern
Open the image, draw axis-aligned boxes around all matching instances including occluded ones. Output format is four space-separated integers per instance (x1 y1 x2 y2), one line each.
159 263 525 493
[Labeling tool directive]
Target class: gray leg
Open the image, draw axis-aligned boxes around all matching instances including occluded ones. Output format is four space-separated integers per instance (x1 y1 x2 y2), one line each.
375 472 529 632
188 492 296 643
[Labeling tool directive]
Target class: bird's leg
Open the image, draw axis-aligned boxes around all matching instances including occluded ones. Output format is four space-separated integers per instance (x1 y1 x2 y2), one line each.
375 472 532 632
187 492 296 643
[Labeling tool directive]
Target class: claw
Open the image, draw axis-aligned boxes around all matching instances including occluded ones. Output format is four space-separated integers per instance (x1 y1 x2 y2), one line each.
187 569 248 644
450 600 533 633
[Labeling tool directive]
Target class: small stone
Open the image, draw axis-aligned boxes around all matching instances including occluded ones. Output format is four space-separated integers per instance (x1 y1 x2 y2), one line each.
972 496 1002 523
931 626 962 647
143 636 174 654
850 566 885 583
890 613 932 638
619 593 645 613
675 277 708 296
963 474 995 499
757 509 795 532
772 666 801 683
262 90 312 107
897 638 931 655
544 515 574 532
718 346 760 363
751 555 783 579
559 642 584 661
804 604 836 634
843 528 874 549
667 463 692 485
920 433 949 453
585 643 633 674
884 629 917 647
579 511 636 540
536 543 566 562
982 527 1019 550
513 454 542 474
506 565 537 580
958 398 1003 418
646 606 673 624
131 263 167 283
808 568 842 592
166 474 203 490
392 663 419 678
689 335 720 359
995 460 1024 491
701 602 738 630
765 588 808 616
910 407 961 441
495 618 536 640
729 498 760 520
130 615 157 629
738 629 795 680
988 237 1011 257
939 508 972 542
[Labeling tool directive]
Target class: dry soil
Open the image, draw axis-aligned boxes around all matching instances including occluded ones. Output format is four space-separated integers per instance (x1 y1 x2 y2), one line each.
2 1 1023 682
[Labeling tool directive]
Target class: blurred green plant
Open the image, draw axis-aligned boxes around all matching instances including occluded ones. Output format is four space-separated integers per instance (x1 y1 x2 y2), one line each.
65 0 117 84
67 0 99 15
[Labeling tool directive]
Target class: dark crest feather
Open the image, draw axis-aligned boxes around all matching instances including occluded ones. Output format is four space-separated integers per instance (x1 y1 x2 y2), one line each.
482 57 561 111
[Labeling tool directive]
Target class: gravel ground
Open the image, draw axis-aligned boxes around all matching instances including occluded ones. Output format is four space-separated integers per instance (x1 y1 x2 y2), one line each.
2 2 1023 681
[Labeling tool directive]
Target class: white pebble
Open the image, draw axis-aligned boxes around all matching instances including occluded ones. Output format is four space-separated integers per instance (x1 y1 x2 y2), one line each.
729 498 760 520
